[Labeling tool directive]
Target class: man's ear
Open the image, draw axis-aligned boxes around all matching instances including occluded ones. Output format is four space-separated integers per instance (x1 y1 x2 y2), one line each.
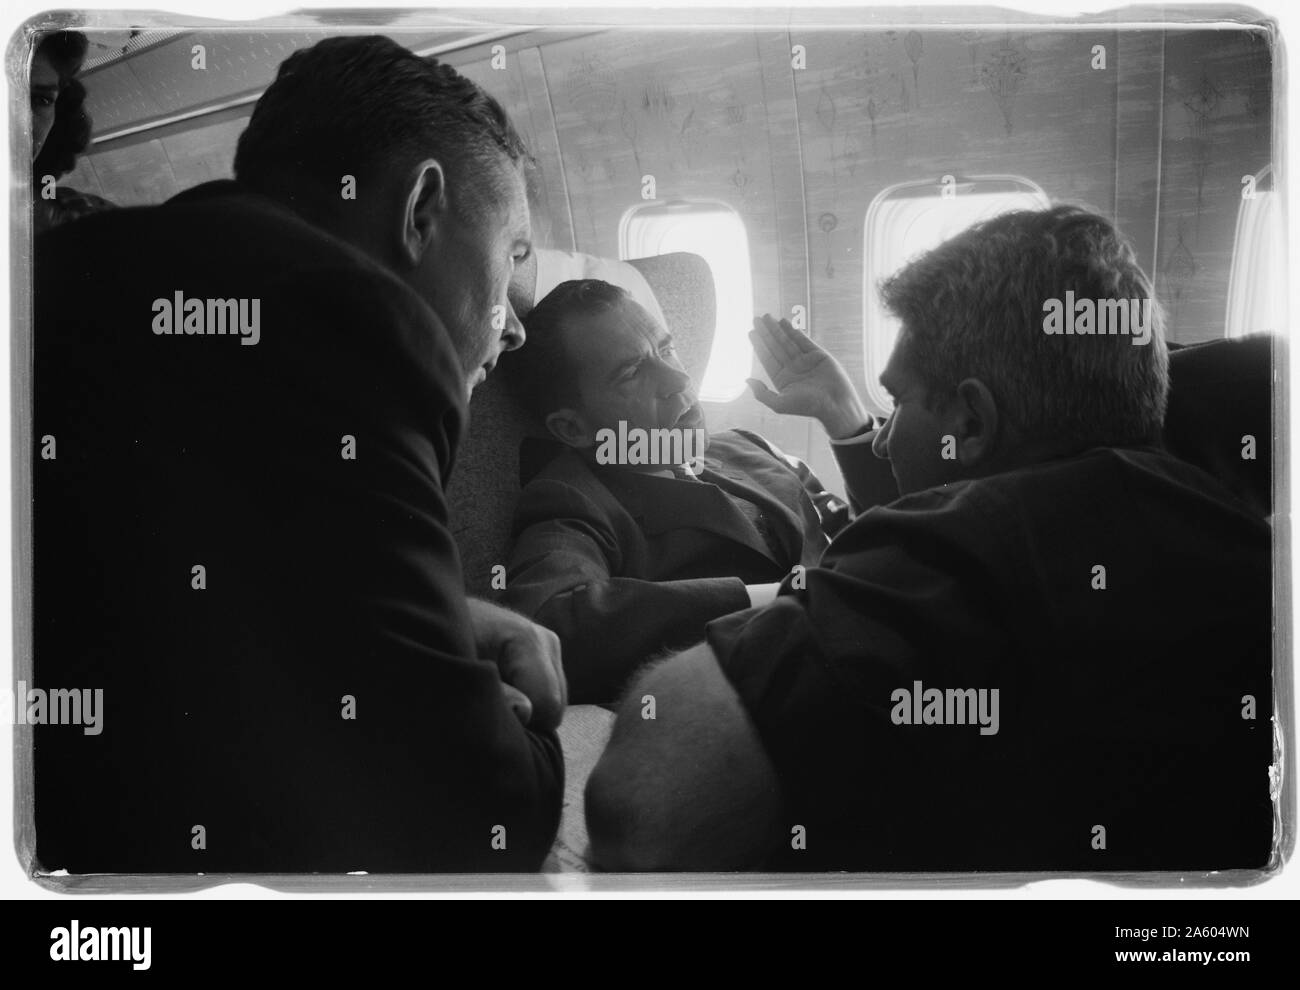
545 408 592 449
400 159 447 267
952 378 1000 468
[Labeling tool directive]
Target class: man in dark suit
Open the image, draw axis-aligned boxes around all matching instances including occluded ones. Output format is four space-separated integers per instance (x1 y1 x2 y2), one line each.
585 206 1273 872
503 280 894 702
31 36 565 874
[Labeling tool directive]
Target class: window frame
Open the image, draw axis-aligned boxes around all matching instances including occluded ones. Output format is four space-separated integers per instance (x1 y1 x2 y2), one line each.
1225 165 1283 339
619 198 754 403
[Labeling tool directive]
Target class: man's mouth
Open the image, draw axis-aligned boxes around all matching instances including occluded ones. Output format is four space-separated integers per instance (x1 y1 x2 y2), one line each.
674 403 703 427
468 360 494 395
475 356 499 383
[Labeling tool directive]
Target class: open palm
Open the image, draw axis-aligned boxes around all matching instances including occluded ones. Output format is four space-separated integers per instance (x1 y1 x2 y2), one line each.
747 314 869 438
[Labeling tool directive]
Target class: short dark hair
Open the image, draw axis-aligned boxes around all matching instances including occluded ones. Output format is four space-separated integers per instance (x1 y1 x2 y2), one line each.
511 279 632 419
234 35 529 213
879 205 1168 450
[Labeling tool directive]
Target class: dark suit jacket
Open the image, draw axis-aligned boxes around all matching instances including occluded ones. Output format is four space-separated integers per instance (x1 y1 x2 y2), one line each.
504 430 887 702
1163 335 1273 517
708 445 1272 870
32 180 562 873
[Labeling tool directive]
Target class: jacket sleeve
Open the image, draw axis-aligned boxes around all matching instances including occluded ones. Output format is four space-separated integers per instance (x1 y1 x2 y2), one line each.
831 429 900 513
32 211 562 875
504 476 749 703
734 427 860 538
751 424 900 519
277 268 564 871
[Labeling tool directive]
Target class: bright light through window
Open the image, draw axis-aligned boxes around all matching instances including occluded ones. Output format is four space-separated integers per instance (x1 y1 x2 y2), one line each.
862 176 1050 413
1226 166 1284 338
620 200 753 402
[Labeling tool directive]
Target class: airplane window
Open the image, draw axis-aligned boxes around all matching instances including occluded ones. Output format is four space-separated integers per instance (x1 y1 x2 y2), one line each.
620 200 754 403
1226 166 1283 338
861 176 1050 413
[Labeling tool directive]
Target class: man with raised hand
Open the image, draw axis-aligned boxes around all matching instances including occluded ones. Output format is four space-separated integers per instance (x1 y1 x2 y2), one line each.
503 279 896 703
585 206 1272 873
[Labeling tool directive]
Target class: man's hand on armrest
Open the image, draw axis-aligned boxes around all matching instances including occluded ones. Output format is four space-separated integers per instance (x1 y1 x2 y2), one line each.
585 642 782 870
466 597 568 733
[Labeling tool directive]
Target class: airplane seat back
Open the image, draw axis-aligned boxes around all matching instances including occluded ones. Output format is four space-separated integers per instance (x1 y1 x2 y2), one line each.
449 251 717 596
1164 332 1276 518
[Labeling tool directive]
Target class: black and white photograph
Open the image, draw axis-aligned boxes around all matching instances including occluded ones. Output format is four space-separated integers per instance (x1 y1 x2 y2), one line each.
3 0 1294 931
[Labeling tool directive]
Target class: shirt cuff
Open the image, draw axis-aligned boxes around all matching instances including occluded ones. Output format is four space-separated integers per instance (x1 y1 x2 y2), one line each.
745 582 780 609
829 422 880 447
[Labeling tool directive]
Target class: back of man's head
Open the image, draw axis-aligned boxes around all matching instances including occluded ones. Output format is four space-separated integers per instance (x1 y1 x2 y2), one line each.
880 205 1168 452
233 35 526 217
513 279 632 421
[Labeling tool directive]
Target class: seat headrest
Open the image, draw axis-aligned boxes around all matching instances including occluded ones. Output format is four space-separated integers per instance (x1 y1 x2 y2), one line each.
1164 333 1275 517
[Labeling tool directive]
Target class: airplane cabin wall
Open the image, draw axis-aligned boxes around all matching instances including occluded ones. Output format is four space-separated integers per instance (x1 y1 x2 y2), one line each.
450 27 1275 492
63 25 1275 494
458 30 821 492
1153 29 1274 349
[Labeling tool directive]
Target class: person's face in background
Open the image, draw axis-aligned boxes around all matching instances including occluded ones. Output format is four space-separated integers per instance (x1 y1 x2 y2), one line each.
31 52 60 161
871 330 966 495
545 297 704 451
416 156 531 398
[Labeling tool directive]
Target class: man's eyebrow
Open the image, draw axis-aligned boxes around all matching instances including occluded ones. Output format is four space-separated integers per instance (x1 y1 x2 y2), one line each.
31 83 58 94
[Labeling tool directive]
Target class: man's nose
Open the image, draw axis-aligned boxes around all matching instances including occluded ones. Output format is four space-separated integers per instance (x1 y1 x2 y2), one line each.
654 359 692 397
501 304 525 352
871 416 892 460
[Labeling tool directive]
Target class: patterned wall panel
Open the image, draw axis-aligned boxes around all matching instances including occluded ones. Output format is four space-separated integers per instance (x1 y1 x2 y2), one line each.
1155 28 1274 343
158 117 246 192
538 29 819 468
452 46 574 251
791 28 1117 486
752 31 820 489
80 31 336 135
793 28 1119 388
74 30 490 206
1113 30 1165 278
59 23 1278 484
542 30 779 257
60 154 108 201
66 114 247 207
75 137 181 206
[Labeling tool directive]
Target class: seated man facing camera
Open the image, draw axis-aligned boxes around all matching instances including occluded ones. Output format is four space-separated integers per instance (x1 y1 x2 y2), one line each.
502 279 894 703
586 206 1273 872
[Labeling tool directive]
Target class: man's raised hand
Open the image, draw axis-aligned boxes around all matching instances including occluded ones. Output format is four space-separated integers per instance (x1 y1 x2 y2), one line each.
747 314 871 440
